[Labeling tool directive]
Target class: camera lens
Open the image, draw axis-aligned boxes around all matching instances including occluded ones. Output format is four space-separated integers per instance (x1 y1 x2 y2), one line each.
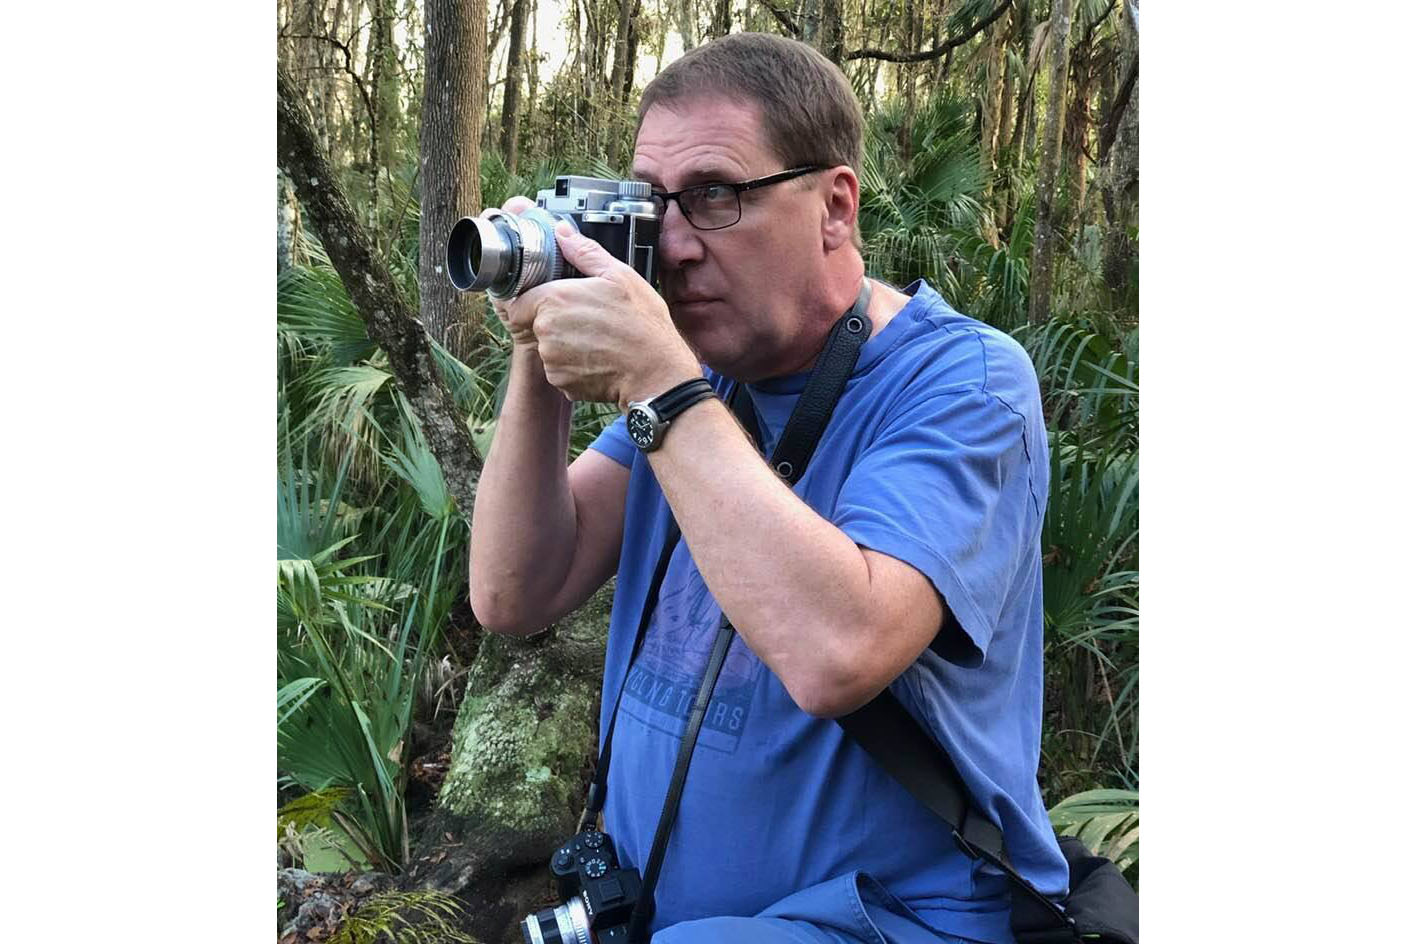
446 208 568 299
447 214 520 294
521 897 593 944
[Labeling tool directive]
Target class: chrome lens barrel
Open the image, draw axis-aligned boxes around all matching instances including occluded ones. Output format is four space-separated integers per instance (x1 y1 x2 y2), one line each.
520 897 591 944
446 208 568 299
447 212 520 294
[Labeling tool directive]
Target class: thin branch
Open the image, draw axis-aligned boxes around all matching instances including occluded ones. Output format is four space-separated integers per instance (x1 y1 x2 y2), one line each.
754 0 801 37
845 0 1012 63
281 30 377 134
1083 0 1118 41
1096 54 1137 166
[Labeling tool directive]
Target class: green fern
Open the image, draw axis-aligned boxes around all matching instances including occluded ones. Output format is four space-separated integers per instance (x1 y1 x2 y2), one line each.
330 891 482 944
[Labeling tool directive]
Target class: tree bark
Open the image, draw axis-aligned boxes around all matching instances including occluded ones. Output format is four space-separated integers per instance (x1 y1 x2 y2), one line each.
1028 0 1075 324
1098 1 1138 313
675 0 698 50
980 9 1012 244
820 0 844 65
501 0 529 174
420 0 487 364
710 0 732 38
606 0 636 167
277 66 482 519
278 169 300 275
402 584 615 943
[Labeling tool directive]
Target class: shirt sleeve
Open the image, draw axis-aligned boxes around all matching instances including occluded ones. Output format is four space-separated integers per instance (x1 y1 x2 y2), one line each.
830 389 1037 667
587 414 636 469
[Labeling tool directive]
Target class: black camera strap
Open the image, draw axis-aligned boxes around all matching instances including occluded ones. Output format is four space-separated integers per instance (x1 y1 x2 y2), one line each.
583 282 873 943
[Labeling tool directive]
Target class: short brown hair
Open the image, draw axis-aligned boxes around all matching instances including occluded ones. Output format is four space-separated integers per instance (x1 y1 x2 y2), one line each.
637 33 864 179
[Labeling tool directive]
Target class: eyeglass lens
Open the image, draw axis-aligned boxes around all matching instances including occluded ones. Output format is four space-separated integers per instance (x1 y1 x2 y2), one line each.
651 184 741 231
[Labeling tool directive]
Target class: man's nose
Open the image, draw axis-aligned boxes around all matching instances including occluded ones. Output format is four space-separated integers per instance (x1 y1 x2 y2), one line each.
656 199 704 271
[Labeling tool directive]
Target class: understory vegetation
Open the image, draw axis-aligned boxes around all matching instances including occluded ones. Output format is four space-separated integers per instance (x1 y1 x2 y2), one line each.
277 0 1141 896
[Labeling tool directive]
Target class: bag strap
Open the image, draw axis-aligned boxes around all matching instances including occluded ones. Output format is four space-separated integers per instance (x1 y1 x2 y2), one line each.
835 694 1078 941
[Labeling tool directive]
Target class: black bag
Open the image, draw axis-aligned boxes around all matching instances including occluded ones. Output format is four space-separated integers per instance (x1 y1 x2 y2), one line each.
1040 835 1139 944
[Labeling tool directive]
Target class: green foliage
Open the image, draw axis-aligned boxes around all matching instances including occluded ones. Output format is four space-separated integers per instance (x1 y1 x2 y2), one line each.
1016 311 1140 795
1050 788 1140 882
330 891 480 944
278 5 1142 881
277 324 470 870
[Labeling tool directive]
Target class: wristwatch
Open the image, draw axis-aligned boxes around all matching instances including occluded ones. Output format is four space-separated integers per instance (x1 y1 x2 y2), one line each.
625 378 716 452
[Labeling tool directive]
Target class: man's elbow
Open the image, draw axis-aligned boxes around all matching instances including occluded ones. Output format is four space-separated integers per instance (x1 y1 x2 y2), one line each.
469 583 545 637
783 664 881 720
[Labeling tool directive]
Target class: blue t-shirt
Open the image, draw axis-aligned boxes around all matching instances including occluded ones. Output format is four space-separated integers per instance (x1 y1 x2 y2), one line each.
588 280 1067 943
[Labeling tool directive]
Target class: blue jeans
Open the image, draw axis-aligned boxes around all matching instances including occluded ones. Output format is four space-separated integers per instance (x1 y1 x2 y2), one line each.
650 871 997 944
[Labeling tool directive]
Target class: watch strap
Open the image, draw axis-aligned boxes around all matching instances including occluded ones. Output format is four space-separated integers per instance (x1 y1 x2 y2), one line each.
645 377 715 421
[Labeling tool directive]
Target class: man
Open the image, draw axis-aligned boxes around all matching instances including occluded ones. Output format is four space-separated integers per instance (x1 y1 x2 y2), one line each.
469 32 1067 944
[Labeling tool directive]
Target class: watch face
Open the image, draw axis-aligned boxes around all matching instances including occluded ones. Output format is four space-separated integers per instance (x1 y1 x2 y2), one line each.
627 407 656 449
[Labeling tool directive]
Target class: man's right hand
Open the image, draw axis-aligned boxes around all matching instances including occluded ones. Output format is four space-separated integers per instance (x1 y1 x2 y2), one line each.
490 195 540 349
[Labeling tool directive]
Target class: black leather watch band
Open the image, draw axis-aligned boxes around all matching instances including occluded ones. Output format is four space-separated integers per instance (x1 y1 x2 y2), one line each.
626 377 715 452
647 377 715 420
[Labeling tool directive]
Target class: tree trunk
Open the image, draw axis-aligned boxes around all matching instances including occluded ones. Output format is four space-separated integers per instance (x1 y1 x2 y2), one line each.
402 584 616 943
606 0 635 167
1064 13 1098 234
995 11 1018 213
979 10 1012 245
1006 0 1034 169
420 0 487 364
711 0 732 38
1028 0 1075 324
820 0 844 65
622 0 641 103
277 67 482 518
527 0 541 121
501 0 528 174
366 0 399 221
674 0 697 50
1099 1 1138 314
277 169 300 275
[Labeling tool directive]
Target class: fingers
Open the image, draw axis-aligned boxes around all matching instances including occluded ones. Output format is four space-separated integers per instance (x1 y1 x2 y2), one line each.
554 221 632 280
501 194 535 215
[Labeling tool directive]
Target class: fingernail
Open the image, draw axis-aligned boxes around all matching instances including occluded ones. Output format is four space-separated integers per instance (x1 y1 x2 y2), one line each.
554 221 574 237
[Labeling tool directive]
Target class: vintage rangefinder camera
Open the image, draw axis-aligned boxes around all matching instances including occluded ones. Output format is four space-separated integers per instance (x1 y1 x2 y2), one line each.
520 828 644 944
447 176 660 300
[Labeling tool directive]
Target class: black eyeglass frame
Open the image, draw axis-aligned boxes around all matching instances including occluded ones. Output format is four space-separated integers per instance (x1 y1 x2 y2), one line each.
650 165 826 231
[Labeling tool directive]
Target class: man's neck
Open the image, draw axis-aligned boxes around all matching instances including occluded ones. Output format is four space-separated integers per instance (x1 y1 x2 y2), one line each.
764 277 910 380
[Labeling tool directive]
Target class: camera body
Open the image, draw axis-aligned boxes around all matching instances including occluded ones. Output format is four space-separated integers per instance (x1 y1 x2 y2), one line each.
447 176 660 300
521 828 644 944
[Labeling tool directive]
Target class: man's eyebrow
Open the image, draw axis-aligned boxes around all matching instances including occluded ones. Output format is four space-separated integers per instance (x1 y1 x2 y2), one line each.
632 167 738 190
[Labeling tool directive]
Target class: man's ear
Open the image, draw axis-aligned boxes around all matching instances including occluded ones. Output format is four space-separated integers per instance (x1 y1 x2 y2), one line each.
821 166 860 252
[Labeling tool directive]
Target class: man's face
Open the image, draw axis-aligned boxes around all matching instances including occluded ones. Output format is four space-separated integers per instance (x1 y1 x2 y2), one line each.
632 97 828 381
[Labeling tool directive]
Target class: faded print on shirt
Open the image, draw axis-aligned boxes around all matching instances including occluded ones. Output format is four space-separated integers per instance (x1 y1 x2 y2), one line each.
618 544 762 754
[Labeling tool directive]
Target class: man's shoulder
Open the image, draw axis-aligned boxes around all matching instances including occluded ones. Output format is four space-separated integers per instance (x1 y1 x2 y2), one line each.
875 280 1041 413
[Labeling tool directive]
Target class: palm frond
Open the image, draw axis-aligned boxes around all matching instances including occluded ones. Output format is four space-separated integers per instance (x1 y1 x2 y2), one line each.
1049 787 1140 878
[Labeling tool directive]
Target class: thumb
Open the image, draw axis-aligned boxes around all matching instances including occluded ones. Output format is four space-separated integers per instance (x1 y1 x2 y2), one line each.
554 221 628 279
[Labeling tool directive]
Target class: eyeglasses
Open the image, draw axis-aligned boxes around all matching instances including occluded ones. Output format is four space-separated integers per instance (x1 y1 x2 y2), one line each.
650 165 825 231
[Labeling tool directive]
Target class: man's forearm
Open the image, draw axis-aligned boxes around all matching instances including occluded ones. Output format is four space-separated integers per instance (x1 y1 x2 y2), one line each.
468 345 578 632
644 397 901 716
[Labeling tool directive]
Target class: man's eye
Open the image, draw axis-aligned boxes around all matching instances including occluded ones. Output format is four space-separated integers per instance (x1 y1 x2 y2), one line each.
699 184 734 203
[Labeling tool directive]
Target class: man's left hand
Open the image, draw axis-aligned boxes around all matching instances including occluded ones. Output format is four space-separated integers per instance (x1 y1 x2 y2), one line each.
504 221 703 410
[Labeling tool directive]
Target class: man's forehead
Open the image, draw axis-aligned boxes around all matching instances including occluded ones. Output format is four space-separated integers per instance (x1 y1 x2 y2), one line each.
632 96 770 185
